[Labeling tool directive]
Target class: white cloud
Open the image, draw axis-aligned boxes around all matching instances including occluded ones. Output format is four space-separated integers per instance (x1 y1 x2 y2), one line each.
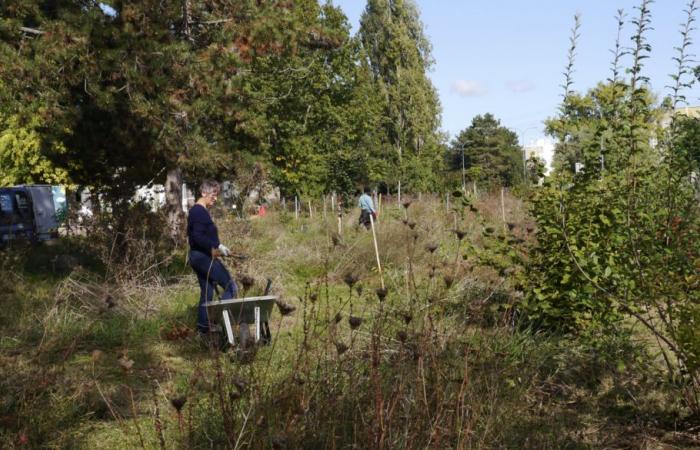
505 80 536 93
451 80 487 97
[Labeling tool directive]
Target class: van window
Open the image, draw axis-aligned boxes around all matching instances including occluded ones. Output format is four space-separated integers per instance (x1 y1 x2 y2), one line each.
14 191 32 220
0 194 18 225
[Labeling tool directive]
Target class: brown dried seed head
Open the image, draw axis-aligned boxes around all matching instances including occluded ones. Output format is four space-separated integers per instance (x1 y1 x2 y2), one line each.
375 287 388 301
170 396 187 412
402 200 412 209
276 301 296 316
335 342 348 355
444 275 454 288
343 273 359 288
397 330 408 343
426 243 438 253
334 312 343 324
348 316 363 330
239 274 255 291
453 229 467 240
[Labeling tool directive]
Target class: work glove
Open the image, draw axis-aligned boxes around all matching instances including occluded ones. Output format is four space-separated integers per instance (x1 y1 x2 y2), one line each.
218 243 231 257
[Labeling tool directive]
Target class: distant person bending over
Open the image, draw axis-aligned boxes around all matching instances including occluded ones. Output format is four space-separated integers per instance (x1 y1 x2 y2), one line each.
358 187 376 230
187 180 237 334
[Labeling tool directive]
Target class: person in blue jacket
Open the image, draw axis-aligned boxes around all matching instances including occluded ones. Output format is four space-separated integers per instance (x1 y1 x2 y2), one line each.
358 187 376 230
187 179 237 334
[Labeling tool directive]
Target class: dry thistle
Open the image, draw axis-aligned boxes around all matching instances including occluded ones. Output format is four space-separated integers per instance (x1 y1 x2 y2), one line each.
444 275 454 288
276 300 296 316
507 222 516 231
402 200 412 209
334 312 343 324
348 316 363 330
425 243 438 253
375 287 388 301
484 227 495 235
309 292 318 303
343 273 359 289
335 342 348 355
401 312 413 325
169 396 186 412
238 274 255 292
453 229 467 241
407 221 416 230
396 330 408 343
229 390 241 401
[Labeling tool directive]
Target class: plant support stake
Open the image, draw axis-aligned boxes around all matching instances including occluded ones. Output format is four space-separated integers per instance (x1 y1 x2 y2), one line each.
369 213 385 289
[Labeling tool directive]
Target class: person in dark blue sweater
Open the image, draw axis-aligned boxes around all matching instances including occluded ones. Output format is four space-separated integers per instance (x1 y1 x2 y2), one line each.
187 180 237 333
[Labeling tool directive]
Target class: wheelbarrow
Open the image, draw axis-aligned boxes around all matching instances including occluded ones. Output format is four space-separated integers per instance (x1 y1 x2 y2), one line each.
205 279 276 347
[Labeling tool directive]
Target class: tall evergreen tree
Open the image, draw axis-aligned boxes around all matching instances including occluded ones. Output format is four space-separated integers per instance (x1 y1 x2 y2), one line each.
450 114 524 187
359 0 443 193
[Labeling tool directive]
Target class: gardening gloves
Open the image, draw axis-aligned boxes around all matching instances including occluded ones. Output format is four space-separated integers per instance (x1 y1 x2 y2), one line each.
218 243 231 257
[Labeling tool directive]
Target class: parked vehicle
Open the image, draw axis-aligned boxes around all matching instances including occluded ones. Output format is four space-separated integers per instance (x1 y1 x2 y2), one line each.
0 185 59 245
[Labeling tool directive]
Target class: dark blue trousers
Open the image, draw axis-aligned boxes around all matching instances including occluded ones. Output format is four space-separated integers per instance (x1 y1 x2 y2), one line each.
189 250 237 333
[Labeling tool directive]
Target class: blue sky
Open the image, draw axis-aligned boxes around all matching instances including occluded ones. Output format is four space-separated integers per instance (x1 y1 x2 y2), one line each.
332 0 700 150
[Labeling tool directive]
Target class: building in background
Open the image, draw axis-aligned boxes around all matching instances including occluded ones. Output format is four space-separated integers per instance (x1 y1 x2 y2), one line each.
524 138 555 174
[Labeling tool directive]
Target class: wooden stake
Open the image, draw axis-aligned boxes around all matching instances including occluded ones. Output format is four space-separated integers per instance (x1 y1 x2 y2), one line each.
308 200 313 219
369 213 384 289
323 195 327 219
337 214 342 235
295 196 299 220
378 193 382 215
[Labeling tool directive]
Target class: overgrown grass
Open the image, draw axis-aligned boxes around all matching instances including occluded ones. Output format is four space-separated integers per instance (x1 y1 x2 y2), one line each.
0 192 697 449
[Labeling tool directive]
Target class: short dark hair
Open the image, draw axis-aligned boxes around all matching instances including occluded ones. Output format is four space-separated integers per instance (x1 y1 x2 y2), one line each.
363 186 371 194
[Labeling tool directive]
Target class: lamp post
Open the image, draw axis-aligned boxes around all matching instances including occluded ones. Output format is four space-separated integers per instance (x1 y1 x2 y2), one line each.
518 125 539 182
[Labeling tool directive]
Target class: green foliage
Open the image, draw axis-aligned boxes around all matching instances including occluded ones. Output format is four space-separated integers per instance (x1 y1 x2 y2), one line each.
0 115 70 185
449 114 524 187
359 0 445 191
527 1 700 412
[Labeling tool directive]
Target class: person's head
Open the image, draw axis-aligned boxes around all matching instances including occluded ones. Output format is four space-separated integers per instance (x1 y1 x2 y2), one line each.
363 186 371 195
199 179 220 208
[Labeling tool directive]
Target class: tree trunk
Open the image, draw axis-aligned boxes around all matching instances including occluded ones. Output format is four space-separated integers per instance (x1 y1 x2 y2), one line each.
165 168 185 244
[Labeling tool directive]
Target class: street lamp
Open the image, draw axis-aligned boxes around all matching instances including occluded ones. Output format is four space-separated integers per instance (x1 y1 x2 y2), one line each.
518 125 540 182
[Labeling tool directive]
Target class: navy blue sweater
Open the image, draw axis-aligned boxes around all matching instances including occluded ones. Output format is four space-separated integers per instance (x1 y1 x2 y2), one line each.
187 204 220 255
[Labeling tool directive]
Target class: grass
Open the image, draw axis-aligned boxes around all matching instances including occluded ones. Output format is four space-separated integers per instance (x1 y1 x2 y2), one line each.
0 191 697 449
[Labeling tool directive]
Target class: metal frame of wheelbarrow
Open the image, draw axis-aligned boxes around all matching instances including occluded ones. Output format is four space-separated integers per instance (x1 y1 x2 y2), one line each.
205 295 276 346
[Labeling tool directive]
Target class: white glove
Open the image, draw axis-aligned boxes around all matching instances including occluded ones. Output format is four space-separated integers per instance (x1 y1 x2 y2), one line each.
218 244 231 257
